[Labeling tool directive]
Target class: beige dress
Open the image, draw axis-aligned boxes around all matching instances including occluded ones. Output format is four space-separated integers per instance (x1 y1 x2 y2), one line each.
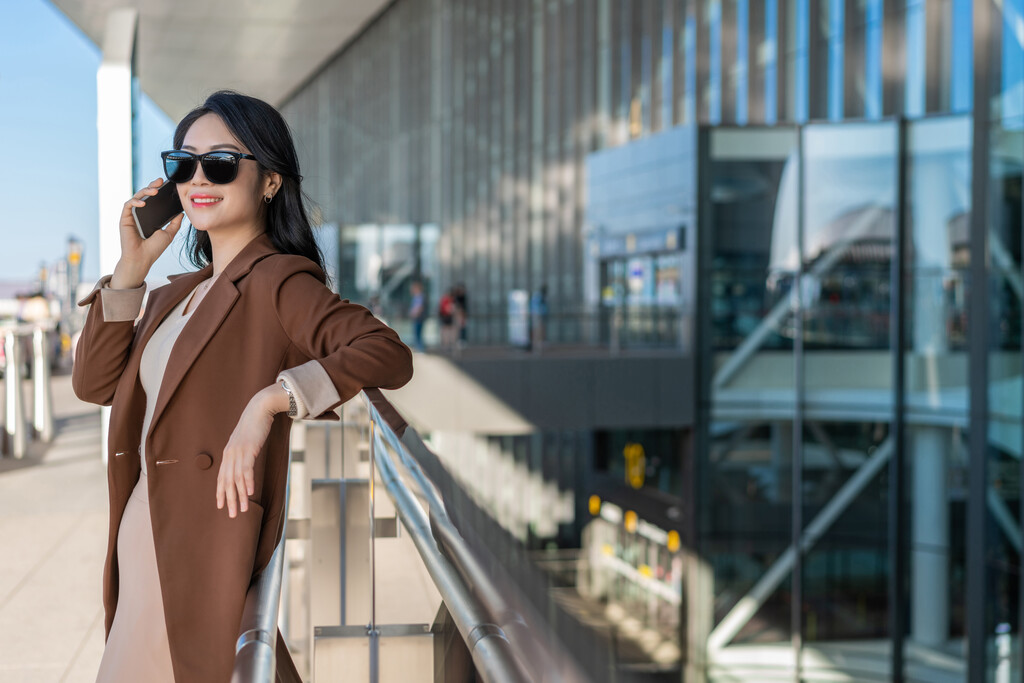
96 282 206 683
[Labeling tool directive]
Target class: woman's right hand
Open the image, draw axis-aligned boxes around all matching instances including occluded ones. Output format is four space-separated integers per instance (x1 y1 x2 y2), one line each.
110 178 186 289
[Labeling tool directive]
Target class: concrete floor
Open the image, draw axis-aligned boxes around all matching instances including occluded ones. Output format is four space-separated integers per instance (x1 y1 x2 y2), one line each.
0 373 108 682
0 375 445 683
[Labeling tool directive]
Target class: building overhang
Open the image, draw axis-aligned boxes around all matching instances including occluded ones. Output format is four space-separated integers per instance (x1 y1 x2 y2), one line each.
50 0 391 121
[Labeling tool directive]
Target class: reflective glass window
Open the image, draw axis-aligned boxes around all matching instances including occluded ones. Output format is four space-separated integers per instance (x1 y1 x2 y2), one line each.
640 0 654 135
684 2 697 124
800 122 897 672
709 0 723 123
795 0 809 121
765 0 779 124
905 0 925 116
985 113 1024 683
621 0 633 141
736 0 749 124
661 1 674 129
1001 0 1024 126
865 0 883 118
828 0 844 121
950 0 971 113
903 115 972 677
701 128 799 676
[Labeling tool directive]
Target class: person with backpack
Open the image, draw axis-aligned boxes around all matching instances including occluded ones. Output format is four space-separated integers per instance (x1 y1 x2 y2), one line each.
439 288 456 350
453 283 468 349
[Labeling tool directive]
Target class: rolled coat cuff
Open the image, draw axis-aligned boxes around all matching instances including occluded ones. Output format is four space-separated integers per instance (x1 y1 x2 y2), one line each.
77 275 146 322
277 360 342 420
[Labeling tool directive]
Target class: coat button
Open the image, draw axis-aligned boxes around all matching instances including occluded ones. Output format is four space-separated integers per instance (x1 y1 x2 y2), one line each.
195 452 214 470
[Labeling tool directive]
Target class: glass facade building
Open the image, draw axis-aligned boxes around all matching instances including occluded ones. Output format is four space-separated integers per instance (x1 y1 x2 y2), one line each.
280 1 1024 680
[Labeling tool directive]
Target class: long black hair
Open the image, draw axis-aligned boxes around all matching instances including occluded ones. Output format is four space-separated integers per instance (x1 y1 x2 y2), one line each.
172 90 327 281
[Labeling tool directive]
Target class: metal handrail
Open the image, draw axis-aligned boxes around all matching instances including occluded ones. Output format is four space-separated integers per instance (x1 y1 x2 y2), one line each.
366 393 594 681
231 453 291 683
361 389 530 683
230 386 567 682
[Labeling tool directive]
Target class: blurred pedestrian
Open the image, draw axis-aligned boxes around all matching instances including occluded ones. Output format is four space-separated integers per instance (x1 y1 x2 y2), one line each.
439 287 456 350
409 280 426 351
454 282 468 350
530 284 548 352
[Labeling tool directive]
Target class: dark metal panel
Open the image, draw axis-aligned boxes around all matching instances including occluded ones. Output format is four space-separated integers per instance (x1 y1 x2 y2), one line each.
525 360 595 428
924 0 950 113
689 123 714 683
967 0 993 680
491 1 507 322
720 0 737 123
1015 11 1024 666
889 115 908 683
881 0 905 116
673 0 688 126
545 0 561 304
748 0 766 123
562 0 582 328
792 122 806 682
806 0 826 120
529 0 546 289
501 0 516 306
630 0 644 133
776 0 790 122
517 2 532 296
842 0 865 119
445 355 692 430
476 0 492 319
694 0 709 123
650 0 664 132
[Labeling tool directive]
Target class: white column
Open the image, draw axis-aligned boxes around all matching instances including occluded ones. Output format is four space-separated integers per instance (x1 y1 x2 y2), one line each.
908 138 958 648
96 9 138 464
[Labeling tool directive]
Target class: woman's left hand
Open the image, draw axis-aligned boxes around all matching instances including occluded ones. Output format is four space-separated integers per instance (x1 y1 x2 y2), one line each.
218 389 278 518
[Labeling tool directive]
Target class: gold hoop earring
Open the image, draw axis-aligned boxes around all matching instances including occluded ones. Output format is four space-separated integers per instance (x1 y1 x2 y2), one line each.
264 194 273 204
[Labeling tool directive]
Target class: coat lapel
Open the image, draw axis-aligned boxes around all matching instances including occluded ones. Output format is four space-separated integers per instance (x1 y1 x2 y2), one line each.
135 271 209 348
146 233 279 435
121 268 211 397
147 276 240 435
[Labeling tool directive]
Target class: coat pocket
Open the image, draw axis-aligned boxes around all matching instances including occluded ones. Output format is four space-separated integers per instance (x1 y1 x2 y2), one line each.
198 499 266 621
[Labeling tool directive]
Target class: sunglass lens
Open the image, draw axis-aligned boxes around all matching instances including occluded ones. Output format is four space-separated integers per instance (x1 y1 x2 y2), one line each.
163 152 195 183
201 153 239 184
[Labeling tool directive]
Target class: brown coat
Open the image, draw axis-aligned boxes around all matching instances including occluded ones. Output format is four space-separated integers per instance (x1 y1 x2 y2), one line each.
72 232 413 682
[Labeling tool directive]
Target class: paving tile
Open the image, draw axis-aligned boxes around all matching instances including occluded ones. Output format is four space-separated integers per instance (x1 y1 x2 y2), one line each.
0 376 106 682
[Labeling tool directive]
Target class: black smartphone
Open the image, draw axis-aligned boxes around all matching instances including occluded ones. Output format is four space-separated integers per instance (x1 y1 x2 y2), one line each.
132 182 184 239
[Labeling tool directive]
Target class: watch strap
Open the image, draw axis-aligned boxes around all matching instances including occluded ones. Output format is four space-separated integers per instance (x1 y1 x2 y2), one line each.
279 378 303 418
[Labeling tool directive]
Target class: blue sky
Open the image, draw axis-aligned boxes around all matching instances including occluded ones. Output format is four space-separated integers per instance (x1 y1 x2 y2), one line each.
0 0 183 285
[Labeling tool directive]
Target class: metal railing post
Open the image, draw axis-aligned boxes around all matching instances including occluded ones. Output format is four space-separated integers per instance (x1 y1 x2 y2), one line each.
367 418 379 683
231 452 292 683
4 332 27 458
32 328 54 443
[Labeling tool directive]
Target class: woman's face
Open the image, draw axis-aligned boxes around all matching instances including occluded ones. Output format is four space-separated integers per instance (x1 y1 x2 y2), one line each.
176 113 277 236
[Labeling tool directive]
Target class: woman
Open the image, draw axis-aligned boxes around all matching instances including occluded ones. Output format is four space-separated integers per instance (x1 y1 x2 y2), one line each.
73 91 413 683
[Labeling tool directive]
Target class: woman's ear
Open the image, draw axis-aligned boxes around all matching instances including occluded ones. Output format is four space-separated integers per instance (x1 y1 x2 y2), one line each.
263 172 283 199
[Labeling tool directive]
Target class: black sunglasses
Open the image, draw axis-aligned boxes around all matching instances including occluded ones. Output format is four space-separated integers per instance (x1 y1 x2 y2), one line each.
160 150 257 185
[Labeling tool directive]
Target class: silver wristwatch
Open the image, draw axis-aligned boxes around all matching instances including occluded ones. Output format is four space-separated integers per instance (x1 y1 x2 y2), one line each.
279 379 298 418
